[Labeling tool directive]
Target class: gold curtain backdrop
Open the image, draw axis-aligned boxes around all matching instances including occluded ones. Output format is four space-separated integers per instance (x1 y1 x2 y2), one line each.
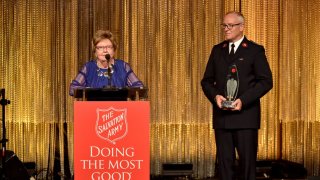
0 0 320 178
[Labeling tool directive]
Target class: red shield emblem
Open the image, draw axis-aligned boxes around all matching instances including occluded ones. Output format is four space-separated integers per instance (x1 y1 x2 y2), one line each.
96 107 128 144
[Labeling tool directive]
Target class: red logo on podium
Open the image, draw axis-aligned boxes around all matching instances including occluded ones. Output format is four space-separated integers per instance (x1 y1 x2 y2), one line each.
96 107 128 144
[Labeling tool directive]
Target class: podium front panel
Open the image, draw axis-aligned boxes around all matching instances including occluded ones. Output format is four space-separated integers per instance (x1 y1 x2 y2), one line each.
74 101 150 180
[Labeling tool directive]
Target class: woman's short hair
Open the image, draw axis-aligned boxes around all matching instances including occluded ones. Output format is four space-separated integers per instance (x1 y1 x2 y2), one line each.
92 30 118 52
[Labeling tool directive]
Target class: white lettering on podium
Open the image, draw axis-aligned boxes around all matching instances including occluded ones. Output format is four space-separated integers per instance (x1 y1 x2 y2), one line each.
80 160 105 169
101 111 113 122
91 171 132 180
107 123 123 137
90 146 135 158
98 113 125 137
108 160 143 170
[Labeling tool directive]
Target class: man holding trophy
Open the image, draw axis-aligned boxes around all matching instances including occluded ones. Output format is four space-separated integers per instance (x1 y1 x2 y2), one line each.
201 11 273 180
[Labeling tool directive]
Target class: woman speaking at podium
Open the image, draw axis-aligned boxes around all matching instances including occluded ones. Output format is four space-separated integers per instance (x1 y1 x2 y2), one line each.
69 30 143 96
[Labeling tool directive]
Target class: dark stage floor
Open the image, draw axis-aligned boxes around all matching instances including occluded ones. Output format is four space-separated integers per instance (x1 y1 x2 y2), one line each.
152 160 313 180
150 176 317 180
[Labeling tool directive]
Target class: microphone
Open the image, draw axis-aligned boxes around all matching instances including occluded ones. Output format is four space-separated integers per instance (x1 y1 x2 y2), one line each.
104 54 114 81
105 54 111 62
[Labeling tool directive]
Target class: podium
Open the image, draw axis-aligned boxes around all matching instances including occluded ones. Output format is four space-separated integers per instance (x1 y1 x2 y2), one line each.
73 87 150 180
73 87 148 101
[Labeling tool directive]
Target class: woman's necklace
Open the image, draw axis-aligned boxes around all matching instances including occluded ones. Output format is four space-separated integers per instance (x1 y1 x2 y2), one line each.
96 60 114 78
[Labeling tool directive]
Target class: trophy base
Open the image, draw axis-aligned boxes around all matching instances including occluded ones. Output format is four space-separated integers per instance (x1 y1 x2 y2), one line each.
221 100 235 109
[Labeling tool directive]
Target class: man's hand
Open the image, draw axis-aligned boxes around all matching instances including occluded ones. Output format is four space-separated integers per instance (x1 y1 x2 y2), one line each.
215 95 226 109
231 99 242 111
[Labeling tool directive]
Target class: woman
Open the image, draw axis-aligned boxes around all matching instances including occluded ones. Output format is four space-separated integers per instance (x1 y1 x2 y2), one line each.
69 30 143 96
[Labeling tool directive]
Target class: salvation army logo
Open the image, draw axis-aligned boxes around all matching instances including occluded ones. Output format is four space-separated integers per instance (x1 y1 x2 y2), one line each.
96 107 128 144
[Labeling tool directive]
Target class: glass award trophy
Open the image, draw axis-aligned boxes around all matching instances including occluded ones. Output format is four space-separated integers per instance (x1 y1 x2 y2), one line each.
221 64 239 109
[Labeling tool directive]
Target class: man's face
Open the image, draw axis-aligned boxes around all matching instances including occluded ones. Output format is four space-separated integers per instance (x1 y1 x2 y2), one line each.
222 14 244 42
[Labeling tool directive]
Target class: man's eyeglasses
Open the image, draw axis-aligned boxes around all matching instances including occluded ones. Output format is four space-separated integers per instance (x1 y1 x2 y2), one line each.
96 45 113 51
221 23 242 30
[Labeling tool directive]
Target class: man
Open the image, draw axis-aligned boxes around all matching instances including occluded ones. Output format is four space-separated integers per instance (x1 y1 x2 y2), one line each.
201 11 273 180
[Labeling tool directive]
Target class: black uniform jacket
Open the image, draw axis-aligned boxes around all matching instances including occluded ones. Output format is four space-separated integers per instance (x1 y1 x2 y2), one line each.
201 37 273 129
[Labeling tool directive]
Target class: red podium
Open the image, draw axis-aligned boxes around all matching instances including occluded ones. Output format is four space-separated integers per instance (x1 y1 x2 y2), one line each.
73 88 149 180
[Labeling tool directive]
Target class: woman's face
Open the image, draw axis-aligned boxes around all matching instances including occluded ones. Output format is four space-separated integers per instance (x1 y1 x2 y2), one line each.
95 38 115 61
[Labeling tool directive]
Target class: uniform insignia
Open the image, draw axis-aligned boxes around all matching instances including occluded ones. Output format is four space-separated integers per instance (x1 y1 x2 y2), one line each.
239 58 244 61
241 42 248 48
223 43 227 48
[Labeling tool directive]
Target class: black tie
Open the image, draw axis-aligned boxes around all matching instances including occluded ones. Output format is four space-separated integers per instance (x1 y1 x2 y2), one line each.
230 43 235 57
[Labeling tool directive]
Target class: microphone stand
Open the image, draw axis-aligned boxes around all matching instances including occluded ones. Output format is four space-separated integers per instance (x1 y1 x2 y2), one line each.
107 64 114 88
0 89 10 179
105 54 114 88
